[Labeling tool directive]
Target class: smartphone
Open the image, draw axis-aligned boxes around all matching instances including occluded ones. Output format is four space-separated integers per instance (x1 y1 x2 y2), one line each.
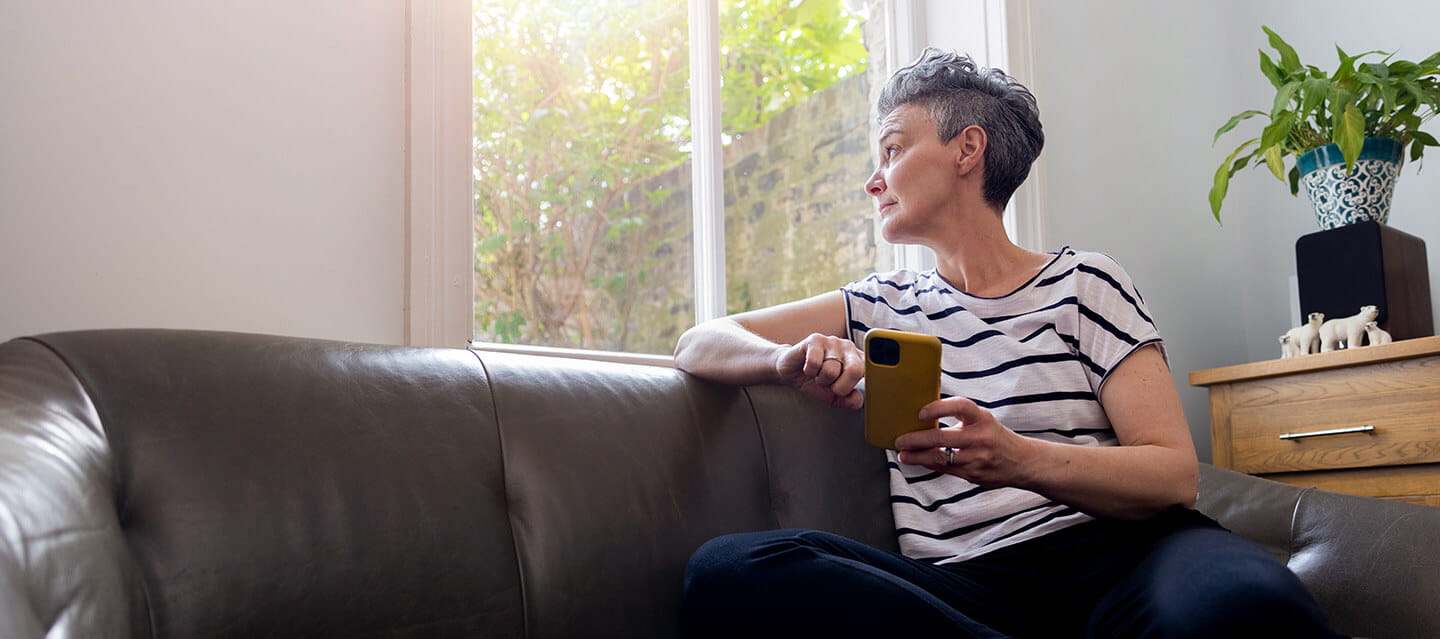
863 328 942 449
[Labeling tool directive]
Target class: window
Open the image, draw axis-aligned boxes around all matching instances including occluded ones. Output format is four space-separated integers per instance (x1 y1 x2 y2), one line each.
404 0 1034 352
471 0 877 356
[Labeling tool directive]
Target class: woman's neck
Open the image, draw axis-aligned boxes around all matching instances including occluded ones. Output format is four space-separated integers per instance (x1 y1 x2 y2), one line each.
931 218 1049 297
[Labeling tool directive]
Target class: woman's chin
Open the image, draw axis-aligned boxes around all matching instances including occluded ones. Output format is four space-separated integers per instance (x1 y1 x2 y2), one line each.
878 220 915 245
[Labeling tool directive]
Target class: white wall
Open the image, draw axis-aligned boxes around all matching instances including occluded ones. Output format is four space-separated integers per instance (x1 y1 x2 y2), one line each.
1024 0 1440 461
0 1 407 345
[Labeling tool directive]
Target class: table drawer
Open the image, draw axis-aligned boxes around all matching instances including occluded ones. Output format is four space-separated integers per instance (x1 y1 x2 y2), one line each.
1229 386 1440 474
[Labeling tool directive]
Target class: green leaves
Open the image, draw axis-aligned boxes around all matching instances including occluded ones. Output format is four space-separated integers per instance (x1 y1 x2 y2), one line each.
1209 137 1259 223
1213 110 1266 144
1336 104 1366 173
1264 26 1302 73
1209 26 1440 222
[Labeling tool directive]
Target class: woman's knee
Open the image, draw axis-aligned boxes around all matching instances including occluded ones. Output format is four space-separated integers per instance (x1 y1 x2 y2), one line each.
684 529 811 595
1137 555 1334 637
1093 528 1339 638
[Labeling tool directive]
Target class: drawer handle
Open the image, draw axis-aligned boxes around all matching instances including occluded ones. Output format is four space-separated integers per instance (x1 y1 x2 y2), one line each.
1278 425 1376 440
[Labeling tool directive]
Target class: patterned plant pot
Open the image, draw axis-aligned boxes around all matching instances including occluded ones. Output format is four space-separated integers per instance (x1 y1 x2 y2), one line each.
1297 137 1403 229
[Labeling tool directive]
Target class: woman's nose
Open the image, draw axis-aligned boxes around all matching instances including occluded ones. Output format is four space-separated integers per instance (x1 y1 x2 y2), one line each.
865 170 884 196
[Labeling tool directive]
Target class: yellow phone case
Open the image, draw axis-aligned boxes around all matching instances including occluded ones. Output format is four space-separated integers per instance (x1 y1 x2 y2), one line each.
863 328 942 449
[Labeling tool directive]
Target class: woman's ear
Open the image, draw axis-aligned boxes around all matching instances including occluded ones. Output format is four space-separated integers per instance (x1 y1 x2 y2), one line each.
954 125 987 176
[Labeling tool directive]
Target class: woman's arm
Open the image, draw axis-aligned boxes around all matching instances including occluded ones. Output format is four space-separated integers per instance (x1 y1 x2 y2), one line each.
673 290 866 410
895 344 1199 519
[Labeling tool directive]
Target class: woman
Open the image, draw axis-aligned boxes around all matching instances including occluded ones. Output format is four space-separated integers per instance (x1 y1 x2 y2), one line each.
674 49 1341 638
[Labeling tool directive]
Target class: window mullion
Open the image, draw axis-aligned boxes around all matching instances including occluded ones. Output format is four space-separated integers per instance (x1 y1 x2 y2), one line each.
689 0 726 323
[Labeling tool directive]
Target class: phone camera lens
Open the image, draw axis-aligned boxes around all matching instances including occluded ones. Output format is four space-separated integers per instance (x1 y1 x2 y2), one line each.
870 337 900 366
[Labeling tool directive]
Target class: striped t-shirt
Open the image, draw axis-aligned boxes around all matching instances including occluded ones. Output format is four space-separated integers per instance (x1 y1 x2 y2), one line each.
841 247 1163 564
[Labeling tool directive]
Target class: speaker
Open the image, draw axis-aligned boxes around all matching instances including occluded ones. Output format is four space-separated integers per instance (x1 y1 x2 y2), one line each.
1295 221 1433 341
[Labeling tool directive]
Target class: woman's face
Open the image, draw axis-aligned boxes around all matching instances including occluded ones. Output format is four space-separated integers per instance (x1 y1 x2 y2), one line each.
864 103 965 245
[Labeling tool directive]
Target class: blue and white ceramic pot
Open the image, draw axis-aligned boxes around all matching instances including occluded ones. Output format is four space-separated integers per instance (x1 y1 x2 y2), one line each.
1297 137 1403 229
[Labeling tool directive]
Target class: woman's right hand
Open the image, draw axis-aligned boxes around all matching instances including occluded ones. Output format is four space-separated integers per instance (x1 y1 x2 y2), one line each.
775 333 865 411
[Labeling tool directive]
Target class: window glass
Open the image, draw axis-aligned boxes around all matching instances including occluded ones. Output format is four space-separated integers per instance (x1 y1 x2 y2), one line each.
718 0 873 314
473 0 692 354
473 0 877 353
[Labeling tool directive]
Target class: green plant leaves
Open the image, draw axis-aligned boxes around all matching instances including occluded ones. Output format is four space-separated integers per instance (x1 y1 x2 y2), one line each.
1260 111 1295 150
1259 51 1284 88
1263 26 1302 73
1210 137 1260 223
1271 81 1300 116
1264 145 1287 182
1336 104 1365 173
1213 110 1266 144
1211 26 1440 222
1299 77 1329 115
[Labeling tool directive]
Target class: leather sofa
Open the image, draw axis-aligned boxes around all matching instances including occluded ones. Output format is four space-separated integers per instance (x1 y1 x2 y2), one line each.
0 330 1435 638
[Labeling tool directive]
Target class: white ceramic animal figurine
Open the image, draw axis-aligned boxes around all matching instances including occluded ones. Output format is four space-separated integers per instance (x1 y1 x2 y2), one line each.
1282 312 1324 357
1363 321 1392 346
1319 305 1379 352
1279 335 1301 359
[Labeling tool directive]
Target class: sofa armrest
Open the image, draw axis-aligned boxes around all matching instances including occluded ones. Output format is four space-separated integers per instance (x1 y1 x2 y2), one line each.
1289 483 1440 639
0 339 149 638
1198 463 1440 639
1196 463 1306 563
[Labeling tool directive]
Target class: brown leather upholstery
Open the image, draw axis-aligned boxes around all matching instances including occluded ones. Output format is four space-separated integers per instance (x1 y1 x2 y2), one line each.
0 330 1435 638
1196 460 1440 639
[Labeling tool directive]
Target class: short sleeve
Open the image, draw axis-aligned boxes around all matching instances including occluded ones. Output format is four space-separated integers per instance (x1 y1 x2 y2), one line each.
839 269 920 347
1071 254 1163 393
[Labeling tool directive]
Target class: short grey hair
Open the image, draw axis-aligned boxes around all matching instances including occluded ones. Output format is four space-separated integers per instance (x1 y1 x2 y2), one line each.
877 48 1044 210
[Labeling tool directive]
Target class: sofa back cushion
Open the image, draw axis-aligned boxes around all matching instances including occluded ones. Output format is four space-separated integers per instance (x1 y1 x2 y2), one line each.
479 353 895 639
2 330 896 639
30 330 526 638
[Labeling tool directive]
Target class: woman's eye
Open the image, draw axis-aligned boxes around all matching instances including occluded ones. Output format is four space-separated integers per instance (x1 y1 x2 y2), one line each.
885 146 899 158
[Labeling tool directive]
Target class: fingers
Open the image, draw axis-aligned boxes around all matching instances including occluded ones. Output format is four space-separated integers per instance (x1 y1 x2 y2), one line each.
917 396 985 424
794 334 862 394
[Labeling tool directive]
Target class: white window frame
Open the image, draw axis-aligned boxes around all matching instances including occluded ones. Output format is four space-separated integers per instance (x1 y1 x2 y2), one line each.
406 0 474 349
406 0 1040 358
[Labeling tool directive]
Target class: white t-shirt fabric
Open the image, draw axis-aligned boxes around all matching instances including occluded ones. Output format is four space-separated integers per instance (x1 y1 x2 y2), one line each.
841 247 1164 564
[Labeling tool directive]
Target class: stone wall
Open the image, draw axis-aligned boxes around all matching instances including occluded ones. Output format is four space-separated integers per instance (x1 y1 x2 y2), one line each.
614 71 879 353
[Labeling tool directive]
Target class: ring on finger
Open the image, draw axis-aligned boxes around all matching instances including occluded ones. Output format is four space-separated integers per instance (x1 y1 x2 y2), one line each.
944 446 956 465
823 355 843 364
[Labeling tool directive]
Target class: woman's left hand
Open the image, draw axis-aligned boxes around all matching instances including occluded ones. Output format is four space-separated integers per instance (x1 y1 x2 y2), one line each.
894 397 1041 489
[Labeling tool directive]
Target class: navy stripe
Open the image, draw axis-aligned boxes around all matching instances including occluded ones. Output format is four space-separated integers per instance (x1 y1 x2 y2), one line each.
1034 264 1079 288
1077 304 1141 346
1077 263 1154 325
865 274 912 292
984 295 1143 346
1017 324 1057 344
940 329 1005 349
849 319 1005 350
984 506 1083 545
1033 262 1154 326
890 484 996 512
847 289 928 316
971 391 1096 410
887 462 944 484
1018 427 1114 439
895 502 1055 541
942 352 1079 381
980 296 1076 324
1074 349 1107 378
923 304 970 321
862 273 955 296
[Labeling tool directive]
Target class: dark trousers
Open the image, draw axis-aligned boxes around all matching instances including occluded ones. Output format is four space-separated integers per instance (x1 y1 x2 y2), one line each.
682 508 1344 638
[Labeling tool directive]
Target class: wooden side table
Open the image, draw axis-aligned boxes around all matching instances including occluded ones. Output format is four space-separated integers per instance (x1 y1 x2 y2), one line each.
1190 336 1440 506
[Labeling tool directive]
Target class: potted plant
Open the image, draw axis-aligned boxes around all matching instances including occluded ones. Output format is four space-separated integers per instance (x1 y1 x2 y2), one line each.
1209 27 1440 227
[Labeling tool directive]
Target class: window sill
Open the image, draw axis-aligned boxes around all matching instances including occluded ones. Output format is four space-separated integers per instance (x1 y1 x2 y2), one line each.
468 342 676 368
